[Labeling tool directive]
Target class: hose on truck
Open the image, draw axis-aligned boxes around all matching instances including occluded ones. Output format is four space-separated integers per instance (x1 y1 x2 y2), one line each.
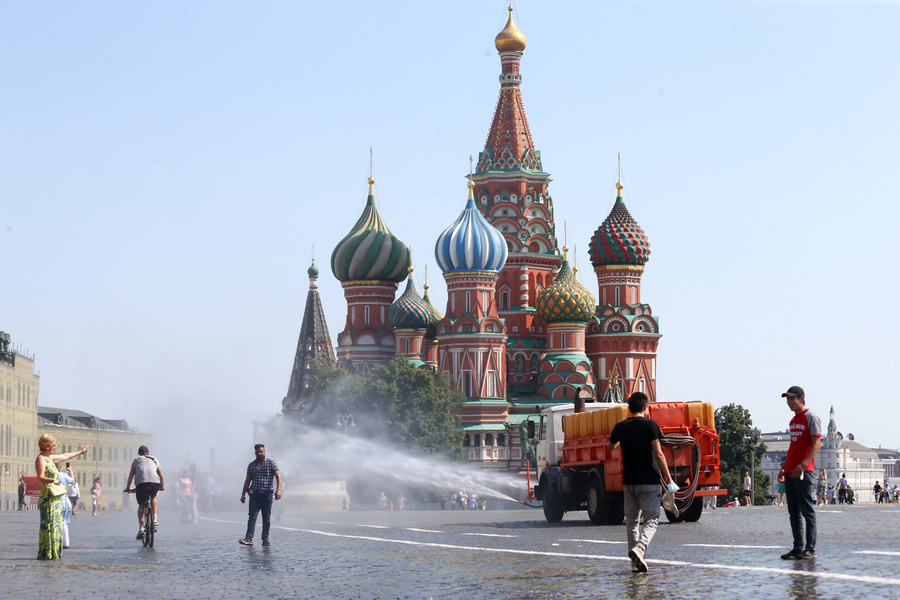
659 434 701 514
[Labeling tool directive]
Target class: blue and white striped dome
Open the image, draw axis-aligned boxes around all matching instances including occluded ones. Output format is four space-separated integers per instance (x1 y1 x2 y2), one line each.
435 180 508 274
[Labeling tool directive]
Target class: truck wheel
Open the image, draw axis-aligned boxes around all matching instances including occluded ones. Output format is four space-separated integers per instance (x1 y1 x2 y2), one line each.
680 497 704 522
587 475 623 525
543 490 564 523
587 477 606 525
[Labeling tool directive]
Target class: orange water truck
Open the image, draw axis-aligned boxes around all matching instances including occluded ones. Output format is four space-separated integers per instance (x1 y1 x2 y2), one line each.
526 400 728 524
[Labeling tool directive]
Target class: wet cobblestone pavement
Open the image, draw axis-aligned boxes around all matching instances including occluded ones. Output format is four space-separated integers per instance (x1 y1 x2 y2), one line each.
2 503 898 599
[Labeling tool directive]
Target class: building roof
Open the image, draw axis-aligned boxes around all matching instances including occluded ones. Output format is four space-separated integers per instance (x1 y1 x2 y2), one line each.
37 406 134 432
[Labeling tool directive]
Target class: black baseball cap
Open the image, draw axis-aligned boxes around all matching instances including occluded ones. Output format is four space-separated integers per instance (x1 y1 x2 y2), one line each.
781 386 805 398
138 445 149 454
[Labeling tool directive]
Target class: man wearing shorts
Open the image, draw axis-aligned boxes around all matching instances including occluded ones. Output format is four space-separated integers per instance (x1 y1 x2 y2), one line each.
125 445 165 539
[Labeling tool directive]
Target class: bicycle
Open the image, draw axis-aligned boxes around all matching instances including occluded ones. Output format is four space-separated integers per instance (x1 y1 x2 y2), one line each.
124 486 160 548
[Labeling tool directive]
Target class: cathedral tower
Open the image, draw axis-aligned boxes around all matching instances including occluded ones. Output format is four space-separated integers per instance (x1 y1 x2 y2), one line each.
282 259 335 414
535 247 597 400
435 178 509 465
388 267 442 369
331 176 411 373
586 181 661 400
472 7 561 399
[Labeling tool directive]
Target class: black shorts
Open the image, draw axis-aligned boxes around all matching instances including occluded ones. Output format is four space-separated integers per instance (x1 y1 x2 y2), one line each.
135 482 161 505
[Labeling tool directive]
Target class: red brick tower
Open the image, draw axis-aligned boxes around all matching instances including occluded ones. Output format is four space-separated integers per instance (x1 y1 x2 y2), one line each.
330 176 411 374
471 6 561 400
586 182 661 401
435 179 510 467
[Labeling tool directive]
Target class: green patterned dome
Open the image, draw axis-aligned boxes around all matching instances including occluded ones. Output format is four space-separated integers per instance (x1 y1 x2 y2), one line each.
331 177 411 283
307 259 320 277
536 248 596 323
389 269 432 330
589 182 650 267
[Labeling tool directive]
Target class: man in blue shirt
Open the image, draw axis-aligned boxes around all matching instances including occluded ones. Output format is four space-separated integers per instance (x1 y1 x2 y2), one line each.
239 444 282 547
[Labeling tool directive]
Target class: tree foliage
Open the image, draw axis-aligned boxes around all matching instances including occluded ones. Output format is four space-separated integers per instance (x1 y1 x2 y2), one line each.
301 358 466 461
715 403 770 506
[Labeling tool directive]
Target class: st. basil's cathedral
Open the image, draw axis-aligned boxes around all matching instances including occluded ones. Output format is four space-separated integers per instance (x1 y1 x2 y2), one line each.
282 8 660 471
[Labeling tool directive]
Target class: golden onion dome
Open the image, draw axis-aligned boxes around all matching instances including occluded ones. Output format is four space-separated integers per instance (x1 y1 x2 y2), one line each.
494 6 526 53
536 247 596 324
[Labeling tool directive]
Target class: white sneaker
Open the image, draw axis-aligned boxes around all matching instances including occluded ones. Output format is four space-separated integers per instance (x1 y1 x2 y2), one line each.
628 546 648 573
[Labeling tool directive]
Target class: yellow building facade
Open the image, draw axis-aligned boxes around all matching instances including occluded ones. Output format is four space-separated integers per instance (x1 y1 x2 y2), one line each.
0 332 40 508
37 408 152 510
0 331 151 510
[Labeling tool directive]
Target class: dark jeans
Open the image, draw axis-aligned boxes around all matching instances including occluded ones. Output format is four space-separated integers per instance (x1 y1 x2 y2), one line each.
785 473 817 551
244 490 274 541
838 488 846 504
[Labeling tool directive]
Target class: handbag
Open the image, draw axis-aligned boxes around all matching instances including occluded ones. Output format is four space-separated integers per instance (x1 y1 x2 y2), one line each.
48 482 67 497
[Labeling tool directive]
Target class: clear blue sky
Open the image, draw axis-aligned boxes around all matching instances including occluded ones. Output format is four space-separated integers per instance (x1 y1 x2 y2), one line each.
3 1 899 469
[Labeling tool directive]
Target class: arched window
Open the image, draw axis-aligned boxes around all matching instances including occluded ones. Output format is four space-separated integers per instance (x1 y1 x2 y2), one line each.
615 287 620 306
464 434 470 447
501 291 509 309
515 355 526 372
466 292 471 314
497 433 506 447
364 306 370 325
485 433 494 447
474 434 482 447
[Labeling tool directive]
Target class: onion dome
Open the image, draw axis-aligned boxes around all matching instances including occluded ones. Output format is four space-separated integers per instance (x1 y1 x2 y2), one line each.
536 247 596 323
331 177 411 282
389 268 433 330
307 258 319 277
435 179 508 274
588 182 651 267
495 6 527 53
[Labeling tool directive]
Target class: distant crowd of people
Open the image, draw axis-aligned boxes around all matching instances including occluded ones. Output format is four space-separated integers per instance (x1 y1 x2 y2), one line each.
440 491 486 511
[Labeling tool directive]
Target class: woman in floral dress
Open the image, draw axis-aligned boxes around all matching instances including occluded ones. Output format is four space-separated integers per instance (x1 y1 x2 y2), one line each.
35 434 89 560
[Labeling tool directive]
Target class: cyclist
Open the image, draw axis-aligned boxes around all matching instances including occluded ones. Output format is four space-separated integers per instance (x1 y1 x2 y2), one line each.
124 445 165 539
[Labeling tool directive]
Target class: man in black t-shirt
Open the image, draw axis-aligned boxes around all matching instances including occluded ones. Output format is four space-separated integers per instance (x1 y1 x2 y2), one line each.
608 392 677 573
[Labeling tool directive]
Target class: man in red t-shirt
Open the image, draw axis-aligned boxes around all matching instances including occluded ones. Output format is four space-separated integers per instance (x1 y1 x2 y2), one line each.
779 386 822 560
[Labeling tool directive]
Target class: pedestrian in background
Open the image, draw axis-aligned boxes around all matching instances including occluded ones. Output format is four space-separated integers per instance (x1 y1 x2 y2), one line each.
57 469 73 549
90 477 101 516
607 391 678 573
815 467 827 505
66 465 80 515
777 471 786 506
837 473 848 505
239 444 281 547
779 386 822 560
742 471 753 506
18 475 26 510
179 469 196 524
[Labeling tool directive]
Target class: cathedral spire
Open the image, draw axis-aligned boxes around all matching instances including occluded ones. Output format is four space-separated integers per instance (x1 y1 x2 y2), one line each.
476 5 542 174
